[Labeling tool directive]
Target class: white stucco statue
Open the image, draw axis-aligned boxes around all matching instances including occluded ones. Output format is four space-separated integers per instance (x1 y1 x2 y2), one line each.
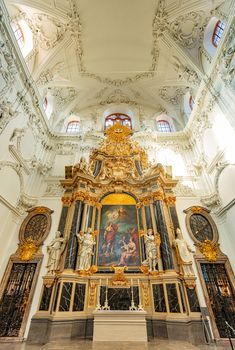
46 231 66 274
143 229 158 272
77 227 95 271
172 228 195 276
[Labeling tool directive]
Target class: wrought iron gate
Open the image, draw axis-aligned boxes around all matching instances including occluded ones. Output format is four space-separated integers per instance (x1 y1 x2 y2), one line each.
201 263 235 338
0 263 37 337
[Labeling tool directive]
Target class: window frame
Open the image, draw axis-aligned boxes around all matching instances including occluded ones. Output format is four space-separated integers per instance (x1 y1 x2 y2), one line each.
66 120 80 134
157 120 171 133
212 20 225 47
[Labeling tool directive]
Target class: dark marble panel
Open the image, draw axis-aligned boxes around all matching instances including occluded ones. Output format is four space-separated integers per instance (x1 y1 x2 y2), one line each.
59 283 72 311
39 286 53 311
169 206 180 232
87 206 93 228
152 284 167 312
179 284 186 313
137 208 143 230
94 207 99 230
135 159 143 176
58 206 69 236
141 235 146 261
100 286 139 310
93 160 102 177
166 283 180 313
186 287 200 312
154 201 173 270
53 283 60 312
64 201 83 269
73 283 86 311
145 205 153 229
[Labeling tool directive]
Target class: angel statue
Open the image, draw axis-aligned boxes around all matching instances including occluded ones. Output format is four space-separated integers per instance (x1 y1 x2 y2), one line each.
46 231 66 274
77 227 95 271
143 229 158 272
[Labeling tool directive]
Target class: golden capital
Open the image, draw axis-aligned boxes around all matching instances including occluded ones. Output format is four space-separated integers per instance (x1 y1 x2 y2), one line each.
164 196 176 206
73 191 87 202
61 196 73 206
152 190 164 201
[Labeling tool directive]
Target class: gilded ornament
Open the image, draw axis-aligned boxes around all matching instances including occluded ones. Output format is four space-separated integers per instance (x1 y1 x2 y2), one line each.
88 281 97 307
152 190 164 201
105 123 132 142
142 283 150 307
191 206 202 214
155 233 161 246
43 276 55 288
18 237 38 261
184 278 196 290
61 196 73 206
165 196 176 206
35 207 47 214
140 265 149 275
199 240 219 262
110 266 129 286
77 265 98 276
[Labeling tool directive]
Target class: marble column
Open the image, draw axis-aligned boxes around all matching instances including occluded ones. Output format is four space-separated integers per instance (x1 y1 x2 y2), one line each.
58 197 71 236
137 203 146 261
168 203 180 233
64 200 84 270
144 205 153 229
81 203 88 232
153 199 174 270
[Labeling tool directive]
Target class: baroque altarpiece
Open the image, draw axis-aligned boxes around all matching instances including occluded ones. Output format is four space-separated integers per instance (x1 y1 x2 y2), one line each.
26 123 206 343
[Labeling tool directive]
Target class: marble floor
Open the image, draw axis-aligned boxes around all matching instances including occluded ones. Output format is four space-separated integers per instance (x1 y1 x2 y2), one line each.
0 340 234 350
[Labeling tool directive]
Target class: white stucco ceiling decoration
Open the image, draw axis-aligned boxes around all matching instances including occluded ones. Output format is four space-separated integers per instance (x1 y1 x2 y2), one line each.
6 0 226 129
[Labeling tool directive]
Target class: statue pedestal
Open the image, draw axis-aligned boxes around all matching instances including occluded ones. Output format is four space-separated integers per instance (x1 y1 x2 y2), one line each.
93 310 147 341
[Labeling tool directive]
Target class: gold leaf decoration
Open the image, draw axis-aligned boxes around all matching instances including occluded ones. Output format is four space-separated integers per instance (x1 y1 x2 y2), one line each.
199 239 219 262
18 237 38 261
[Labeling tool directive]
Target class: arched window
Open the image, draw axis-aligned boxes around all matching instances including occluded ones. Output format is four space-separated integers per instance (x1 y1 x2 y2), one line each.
11 20 33 57
157 120 171 133
12 22 24 49
105 113 132 129
43 97 48 111
66 121 80 133
212 20 225 47
189 96 195 111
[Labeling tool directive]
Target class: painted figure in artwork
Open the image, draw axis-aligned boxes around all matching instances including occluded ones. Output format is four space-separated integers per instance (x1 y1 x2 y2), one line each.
172 228 195 276
103 222 119 256
143 229 158 272
118 236 136 265
98 204 140 267
46 231 66 274
77 227 95 271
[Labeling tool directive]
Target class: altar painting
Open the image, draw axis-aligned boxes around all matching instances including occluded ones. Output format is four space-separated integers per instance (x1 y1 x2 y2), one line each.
97 205 140 267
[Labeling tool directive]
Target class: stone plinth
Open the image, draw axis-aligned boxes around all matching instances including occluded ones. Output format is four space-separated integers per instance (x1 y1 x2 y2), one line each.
93 310 147 342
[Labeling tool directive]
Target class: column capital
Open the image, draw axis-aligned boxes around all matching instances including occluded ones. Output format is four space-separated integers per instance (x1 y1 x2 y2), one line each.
61 196 73 206
164 196 176 206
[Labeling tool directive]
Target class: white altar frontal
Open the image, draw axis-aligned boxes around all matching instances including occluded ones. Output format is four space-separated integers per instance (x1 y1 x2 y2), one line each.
93 310 148 342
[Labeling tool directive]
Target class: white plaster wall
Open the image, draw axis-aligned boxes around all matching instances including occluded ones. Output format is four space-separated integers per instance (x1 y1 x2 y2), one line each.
0 167 21 206
176 197 207 308
23 197 63 338
218 165 235 207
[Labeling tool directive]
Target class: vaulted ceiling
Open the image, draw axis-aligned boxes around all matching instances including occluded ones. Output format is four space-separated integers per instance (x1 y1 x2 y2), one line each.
6 0 227 130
